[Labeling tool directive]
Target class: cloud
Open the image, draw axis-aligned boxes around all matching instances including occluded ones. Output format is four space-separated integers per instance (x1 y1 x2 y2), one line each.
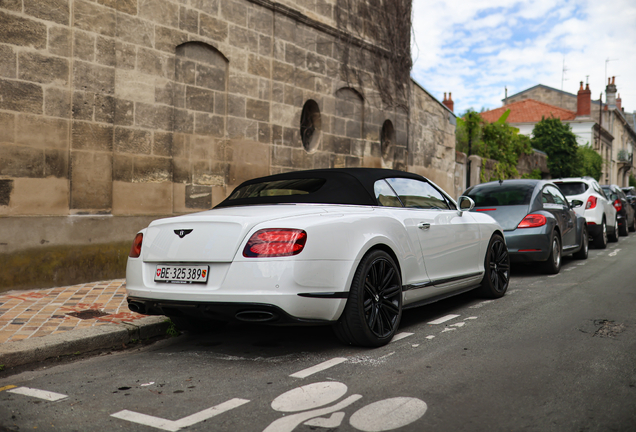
411 0 636 114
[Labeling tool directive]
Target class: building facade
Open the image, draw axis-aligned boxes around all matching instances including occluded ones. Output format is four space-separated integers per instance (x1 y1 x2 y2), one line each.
0 0 456 290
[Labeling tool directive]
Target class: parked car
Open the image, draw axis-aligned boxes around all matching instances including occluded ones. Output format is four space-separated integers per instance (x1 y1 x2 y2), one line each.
621 186 636 213
601 185 636 235
126 168 509 347
553 177 618 248
462 179 588 274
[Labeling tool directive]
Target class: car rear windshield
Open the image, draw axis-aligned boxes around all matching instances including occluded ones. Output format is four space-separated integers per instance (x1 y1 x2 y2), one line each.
553 181 588 196
227 178 326 200
465 183 535 206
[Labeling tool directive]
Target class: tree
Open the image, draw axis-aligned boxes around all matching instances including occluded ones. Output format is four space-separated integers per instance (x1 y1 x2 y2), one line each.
577 144 603 180
531 117 580 178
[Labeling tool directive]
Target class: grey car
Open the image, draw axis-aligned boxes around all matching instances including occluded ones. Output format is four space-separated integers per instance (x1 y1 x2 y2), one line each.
463 179 588 274
602 184 636 235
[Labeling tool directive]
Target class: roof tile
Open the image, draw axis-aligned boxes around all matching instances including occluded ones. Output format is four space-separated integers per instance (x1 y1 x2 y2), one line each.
481 99 577 123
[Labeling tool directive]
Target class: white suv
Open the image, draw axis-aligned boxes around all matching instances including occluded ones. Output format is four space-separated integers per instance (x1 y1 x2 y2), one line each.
553 177 617 249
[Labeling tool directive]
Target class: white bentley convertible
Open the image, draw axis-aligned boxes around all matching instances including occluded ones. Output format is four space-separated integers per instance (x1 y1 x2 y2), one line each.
126 168 509 347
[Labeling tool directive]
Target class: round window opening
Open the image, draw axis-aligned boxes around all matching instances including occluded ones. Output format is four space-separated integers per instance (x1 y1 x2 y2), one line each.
300 100 322 153
381 120 395 161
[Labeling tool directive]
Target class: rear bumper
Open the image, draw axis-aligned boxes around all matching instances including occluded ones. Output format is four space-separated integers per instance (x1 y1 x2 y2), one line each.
504 227 551 262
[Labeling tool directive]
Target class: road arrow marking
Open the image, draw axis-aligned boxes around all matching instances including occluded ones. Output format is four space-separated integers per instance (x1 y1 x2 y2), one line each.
111 398 250 432
7 387 67 401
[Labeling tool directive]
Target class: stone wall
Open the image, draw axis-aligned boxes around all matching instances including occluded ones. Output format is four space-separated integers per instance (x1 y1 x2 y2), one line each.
0 0 455 291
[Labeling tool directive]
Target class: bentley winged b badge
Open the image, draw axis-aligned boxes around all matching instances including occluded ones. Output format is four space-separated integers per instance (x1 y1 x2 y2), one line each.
174 229 193 238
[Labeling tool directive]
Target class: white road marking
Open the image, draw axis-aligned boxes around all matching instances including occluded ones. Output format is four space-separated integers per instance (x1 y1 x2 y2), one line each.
441 328 456 333
272 382 347 412
412 344 420 347
378 352 395 360
565 267 575 271
349 397 427 432
428 314 460 324
111 398 249 432
451 322 465 327
304 412 345 428
426 335 435 340
469 301 493 309
548 274 559 278
391 332 413 342
7 387 68 401
609 249 621 257
290 357 347 379
466 316 478 320
577 262 586 266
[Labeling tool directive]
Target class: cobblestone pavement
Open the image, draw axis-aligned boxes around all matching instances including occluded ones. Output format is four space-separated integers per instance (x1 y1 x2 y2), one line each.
0 280 145 344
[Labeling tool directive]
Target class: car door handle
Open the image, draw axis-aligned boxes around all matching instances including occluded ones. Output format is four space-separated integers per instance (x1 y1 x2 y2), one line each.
418 222 431 230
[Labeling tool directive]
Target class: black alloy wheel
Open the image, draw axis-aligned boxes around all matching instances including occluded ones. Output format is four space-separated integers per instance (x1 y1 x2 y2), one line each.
543 233 562 274
593 220 607 249
479 234 510 298
619 217 629 236
574 226 589 259
334 250 402 347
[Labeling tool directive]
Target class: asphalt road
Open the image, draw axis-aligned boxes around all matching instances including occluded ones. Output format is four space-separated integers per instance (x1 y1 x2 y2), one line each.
1 236 635 432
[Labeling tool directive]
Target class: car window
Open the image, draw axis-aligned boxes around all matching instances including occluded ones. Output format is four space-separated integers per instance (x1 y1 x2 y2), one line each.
545 185 566 205
554 182 588 196
465 183 535 206
228 178 326 199
541 188 555 204
386 178 450 210
602 187 617 201
374 180 403 207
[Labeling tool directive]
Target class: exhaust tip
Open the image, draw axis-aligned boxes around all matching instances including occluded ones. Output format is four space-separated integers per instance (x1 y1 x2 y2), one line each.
235 310 278 323
127 301 145 314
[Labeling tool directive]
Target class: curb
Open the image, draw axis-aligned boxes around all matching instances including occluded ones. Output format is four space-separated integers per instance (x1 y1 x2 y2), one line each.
0 316 170 369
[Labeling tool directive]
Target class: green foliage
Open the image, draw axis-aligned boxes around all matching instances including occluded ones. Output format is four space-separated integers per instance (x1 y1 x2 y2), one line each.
577 144 603 180
457 109 533 181
531 117 580 178
630 174 636 187
165 319 180 337
521 169 543 179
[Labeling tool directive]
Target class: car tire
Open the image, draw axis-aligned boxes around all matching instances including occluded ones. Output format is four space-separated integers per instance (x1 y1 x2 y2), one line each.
334 249 402 347
608 218 620 242
169 316 226 333
593 220 608 249
478 234 510 298
619 218 629 236
629 217 636 233
543 233 562 275
573 226 589 260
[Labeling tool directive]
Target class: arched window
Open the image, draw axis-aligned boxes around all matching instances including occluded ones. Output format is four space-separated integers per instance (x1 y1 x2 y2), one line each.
300 100 321 153
380 120 395 162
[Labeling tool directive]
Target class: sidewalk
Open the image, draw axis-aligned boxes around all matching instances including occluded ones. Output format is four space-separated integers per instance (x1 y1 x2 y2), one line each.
0 280 169 369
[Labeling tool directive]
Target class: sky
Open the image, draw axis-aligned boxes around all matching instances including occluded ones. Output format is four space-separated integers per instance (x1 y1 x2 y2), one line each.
410 0 636 116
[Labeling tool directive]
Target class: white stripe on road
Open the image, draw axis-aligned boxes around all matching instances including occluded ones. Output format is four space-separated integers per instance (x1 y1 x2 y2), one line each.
8 387 68 401
609 249 621 257
391 332 413 342
426 335 435 340
290 357 347 379
428 314 460 325
111 398 250 432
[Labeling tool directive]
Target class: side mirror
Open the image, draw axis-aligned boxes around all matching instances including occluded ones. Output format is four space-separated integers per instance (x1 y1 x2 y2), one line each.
458 196 475 213
570 199 583 209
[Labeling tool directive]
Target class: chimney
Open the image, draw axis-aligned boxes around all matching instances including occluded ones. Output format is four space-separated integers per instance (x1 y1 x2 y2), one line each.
443 92 454 112
576 81 591 116
606 76 617 109
616 93 622 111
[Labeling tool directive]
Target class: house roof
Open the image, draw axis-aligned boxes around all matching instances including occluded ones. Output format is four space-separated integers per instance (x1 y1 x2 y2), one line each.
503 83 601 106
481 99 577 123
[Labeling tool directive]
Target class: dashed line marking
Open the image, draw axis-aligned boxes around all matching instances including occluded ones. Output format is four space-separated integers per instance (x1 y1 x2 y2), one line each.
425 335 435 340
427 314 460 325
8 387 68 401
290 357 347 379
466 316 478 320
450 322 465 328
548 274 559 278
441 328 456 333
469 301 493 309
391 332 413 342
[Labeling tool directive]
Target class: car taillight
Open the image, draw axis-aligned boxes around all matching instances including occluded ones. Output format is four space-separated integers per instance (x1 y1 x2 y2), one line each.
613 199 622 212
517 214 547 228
586 196 597 209
129 233 143 258
243 229 307 258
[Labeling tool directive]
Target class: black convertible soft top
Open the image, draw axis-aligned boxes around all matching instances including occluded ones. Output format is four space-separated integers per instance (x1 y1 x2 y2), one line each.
215 168 428 208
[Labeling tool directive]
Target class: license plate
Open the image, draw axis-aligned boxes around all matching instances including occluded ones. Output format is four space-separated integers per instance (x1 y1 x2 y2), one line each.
155 265 209 284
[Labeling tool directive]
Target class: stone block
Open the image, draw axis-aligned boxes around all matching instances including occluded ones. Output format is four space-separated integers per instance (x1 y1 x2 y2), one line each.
194 113 224 136
272 82 284 103
0 143 45 178
0 179 12 206
272 60 295 83
291 148 312 169
248 7 273 35
284 85 304 107
135 103 173 131
285 43 306 68
295 69 315 91
112 181 173 215
70 151 112 210
230 26 259 53
271 145 292 167
196 64 226 91
227 117 257 140
2 0 21 11
44 149 69 178
115 41 136 70
133 155 171 182
185 184 211 209
186 86 215 113
24 0 70 25
174 109 194 133
153 132 172 156
114 98 134 126
73 61 115 95
116 14 154 48
175 58 196 85
95 94 115 123
228 73 258 97
73 30 96 62
113 154 133 182
248 54 270 79
0 11 47 49
16 115 69 150
220 0 246 26
258 122 270 143
0 113 15 143
226 140 270 186
199 13 228 41
97 0 138 15
283 126 300 147
214 92 226 115
72 91 95 120
115 69 155 104
258 77 269 100
191 0 218 15
96 37 116 67
274 15 296 43
138 47 174 79
346 121 362 139
74 0 116 37
0 45 16 78
139 0 179 28
48 26 72 57
155 25 188 53
72 121 113 151
227 94 246 117
172 157 190 183
114 127 151 154
324 135 351 154
155 80 179 106
307 52 326 75
246 99 269 122
19 52 69 86
45 88 72 118
0 178 69 215
179 6 198 33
